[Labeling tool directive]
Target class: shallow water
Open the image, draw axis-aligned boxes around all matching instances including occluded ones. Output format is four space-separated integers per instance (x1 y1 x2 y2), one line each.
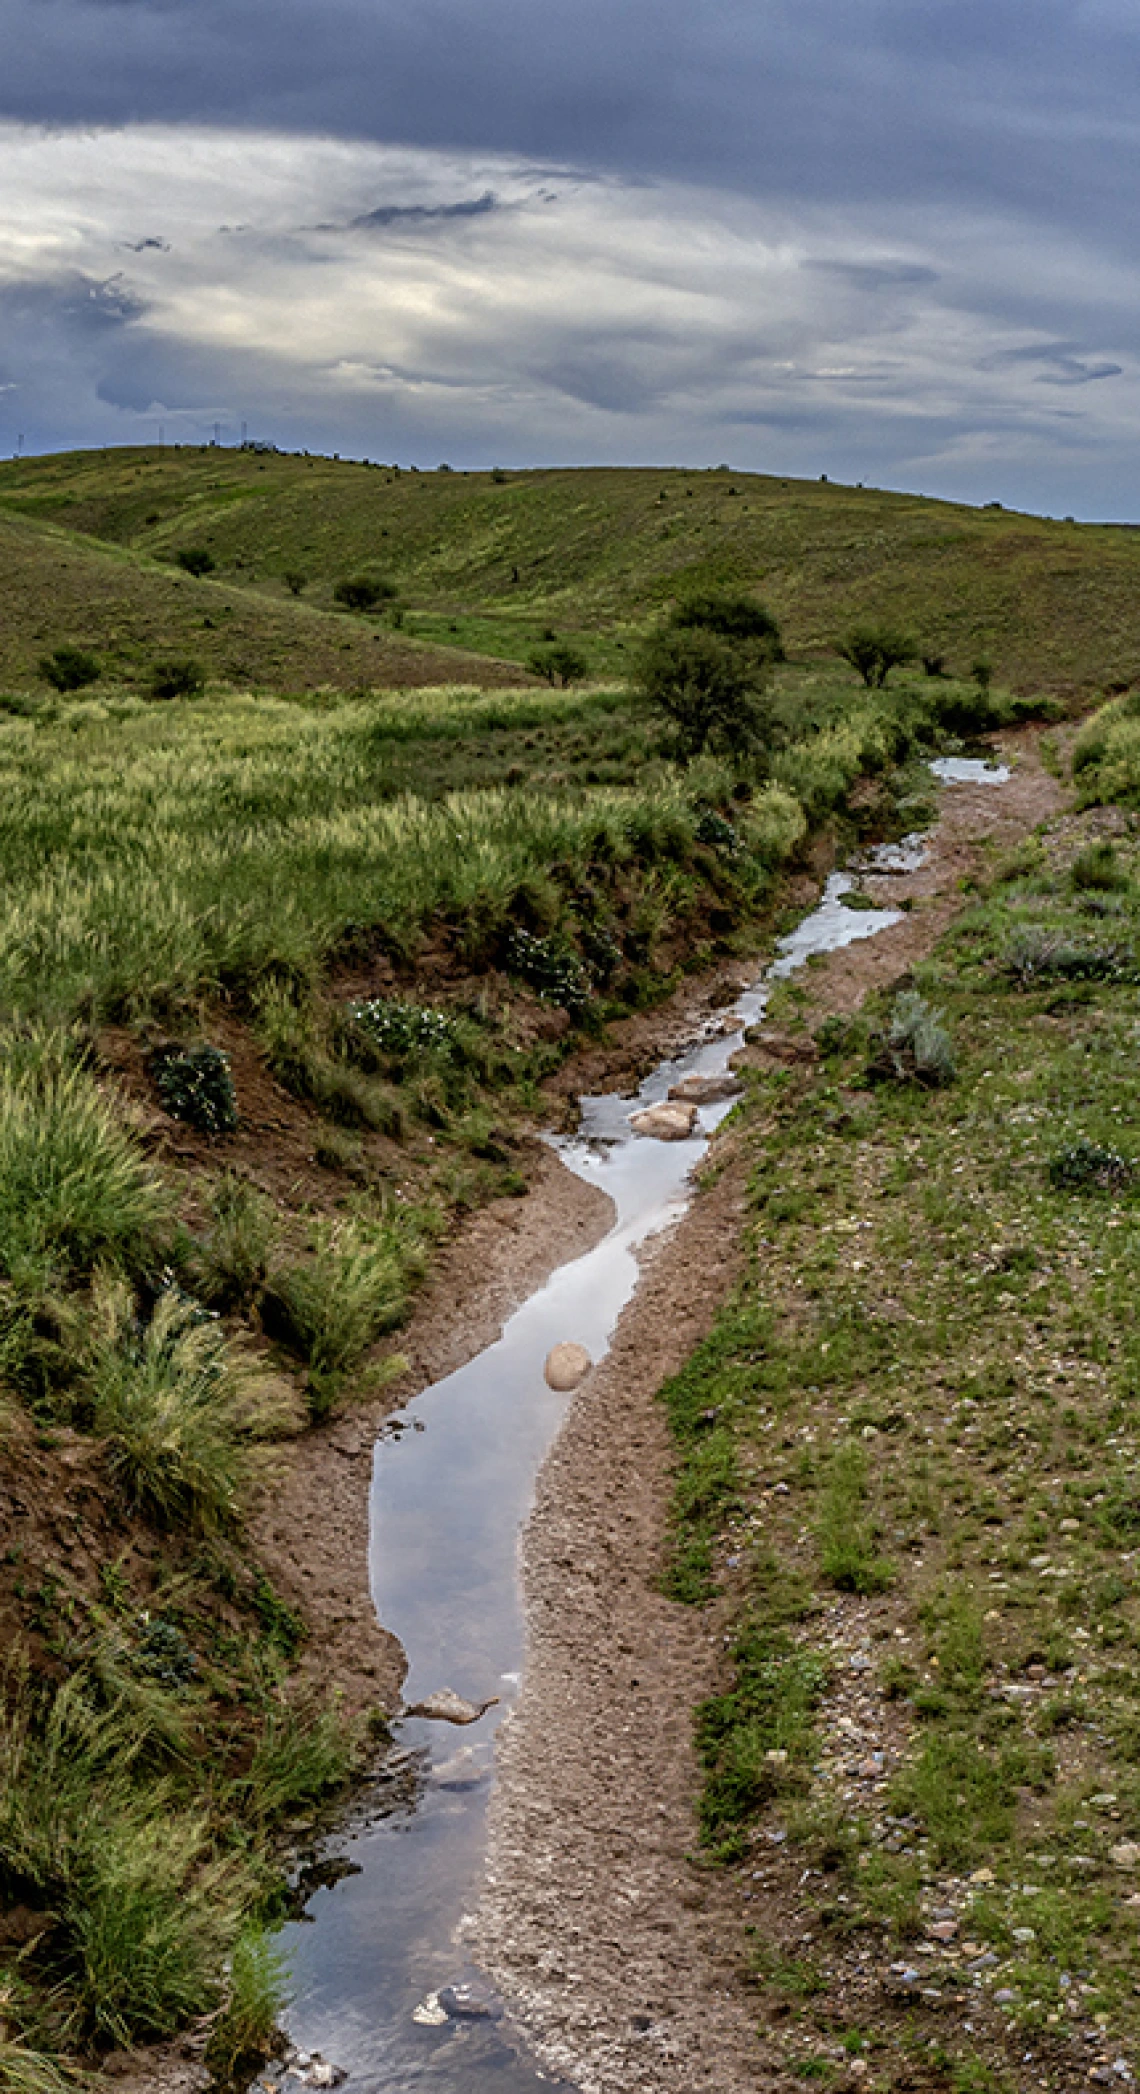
928 755 1010 785
272 821 953 2091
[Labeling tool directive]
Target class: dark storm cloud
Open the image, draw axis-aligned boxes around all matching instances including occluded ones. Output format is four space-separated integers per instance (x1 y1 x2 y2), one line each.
3 0 1139 245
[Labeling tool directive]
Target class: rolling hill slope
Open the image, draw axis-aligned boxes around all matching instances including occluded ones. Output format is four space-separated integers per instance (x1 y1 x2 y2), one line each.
1 446 1138 696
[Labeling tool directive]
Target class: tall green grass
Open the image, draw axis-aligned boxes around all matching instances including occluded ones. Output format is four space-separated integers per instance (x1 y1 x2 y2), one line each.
0 1059 168 1292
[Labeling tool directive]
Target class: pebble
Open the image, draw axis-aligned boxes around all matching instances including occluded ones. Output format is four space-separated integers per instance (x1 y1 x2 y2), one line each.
1111 1842 1140 1869
667 1073 742 1105
405 1688 500 1725
926 1921 959 1943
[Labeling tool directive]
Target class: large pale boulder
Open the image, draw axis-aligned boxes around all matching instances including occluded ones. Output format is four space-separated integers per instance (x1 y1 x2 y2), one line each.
544 1341 593 1391
629 1100 698 1141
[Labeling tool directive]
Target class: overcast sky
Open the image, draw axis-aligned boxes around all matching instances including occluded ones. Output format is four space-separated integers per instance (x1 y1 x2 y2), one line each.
2 0 1138 516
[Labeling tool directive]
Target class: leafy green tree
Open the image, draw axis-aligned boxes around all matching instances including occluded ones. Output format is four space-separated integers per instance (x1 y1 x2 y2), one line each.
635 628 772 763
39 645 100 692
671 591 784 661
176 547 215 577
333 574 396 613
836 623 915 688
527 643 588 687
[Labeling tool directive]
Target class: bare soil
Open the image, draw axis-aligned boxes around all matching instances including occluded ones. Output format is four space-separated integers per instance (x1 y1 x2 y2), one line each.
472 728 1071 2094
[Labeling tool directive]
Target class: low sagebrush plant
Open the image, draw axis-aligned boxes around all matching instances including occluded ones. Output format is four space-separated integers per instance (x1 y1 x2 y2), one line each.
85 1279 289 1529
866 989 955 1089
0 1062 169 1291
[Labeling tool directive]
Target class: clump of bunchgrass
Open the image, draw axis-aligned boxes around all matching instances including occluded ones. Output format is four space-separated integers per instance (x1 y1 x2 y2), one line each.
205 1927 288 2083
84 1279 290 1530
0 1061 169 1294
1002 924 1134 985
818 1442 894 1594
196 1174 278 1312
1070 839 1129 892
265 1211 421 1421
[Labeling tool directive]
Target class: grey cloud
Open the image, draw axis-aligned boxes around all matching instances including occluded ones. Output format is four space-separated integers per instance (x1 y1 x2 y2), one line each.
347 189 498 231
805 260 940 291
981 340 1125 386
120 235 170 251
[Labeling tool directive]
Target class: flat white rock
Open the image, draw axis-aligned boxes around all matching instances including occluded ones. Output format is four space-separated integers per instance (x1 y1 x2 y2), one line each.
405 1688 500 1725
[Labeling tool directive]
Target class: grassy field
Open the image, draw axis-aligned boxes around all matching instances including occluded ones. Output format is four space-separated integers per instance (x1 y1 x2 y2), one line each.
660 774 1140 2089
0 447 1138 695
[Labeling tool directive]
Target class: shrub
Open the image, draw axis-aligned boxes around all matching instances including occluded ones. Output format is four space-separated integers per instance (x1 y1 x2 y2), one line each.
526 643 588 686
0 1062 168 1291
148 657 205 701
282 570 307 598
85 1280 284 1530
866 990 956 1088
836 623 915 688
332 574 396 613
503 927 591 1012
635 627 773 763
175 547 215 577
694 806 741 854
152 1043 238 1135
38 646 100 693
1047 1139 1134 1192
671 591 784 660
350 998 461 1059
1002 926 1133 985
1070 840 1128 892
971 657 993 690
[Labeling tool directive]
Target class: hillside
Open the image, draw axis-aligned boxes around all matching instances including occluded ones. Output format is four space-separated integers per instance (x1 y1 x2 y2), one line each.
1 446 1139 695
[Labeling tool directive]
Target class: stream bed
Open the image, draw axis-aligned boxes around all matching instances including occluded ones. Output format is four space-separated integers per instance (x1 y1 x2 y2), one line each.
271 768 1008 2094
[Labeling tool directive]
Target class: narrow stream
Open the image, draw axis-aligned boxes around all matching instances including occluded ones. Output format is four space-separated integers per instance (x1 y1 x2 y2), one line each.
272 765 1009 2094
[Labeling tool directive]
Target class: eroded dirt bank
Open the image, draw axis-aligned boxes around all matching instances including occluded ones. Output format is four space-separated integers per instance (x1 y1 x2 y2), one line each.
473 731 1070 2094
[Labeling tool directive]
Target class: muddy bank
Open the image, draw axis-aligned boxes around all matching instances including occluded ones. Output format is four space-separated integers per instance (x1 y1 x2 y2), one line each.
472 730 1070 2094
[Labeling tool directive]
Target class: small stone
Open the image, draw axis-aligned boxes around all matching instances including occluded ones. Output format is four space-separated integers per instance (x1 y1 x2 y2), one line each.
969 1867 995 1885
543 1342 592 1391
439 1982 503 2021
1060 1518 1081 1531
412 1992 450 2027
995 1989 1016 2004
668 1073 742 1105
1111 1843 1140 1869
1091 1794 1118 1808
927 1921 959 1943
1011 1926 1037 1944
405 1688 500 1725
629 1101 698 1141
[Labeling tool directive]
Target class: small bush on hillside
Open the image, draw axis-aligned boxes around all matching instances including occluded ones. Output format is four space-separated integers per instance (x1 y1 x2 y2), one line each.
350 998 462 1059
1002 926 1134 985
175 547 215 577
148 657 205 701
152 1044 238 1135
836 623 915 688
1047 1139 1134 1192
866 990 955 1088
333 574 396 613
527 643 588 686
694 806 741 855
503 927 591 1013
39 646 100 693
1070 840 1128 892
635 627 773 764
282 570 307 597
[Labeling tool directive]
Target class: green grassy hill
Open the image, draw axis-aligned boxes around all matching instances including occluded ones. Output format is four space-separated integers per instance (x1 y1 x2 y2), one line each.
1 446 1138 695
